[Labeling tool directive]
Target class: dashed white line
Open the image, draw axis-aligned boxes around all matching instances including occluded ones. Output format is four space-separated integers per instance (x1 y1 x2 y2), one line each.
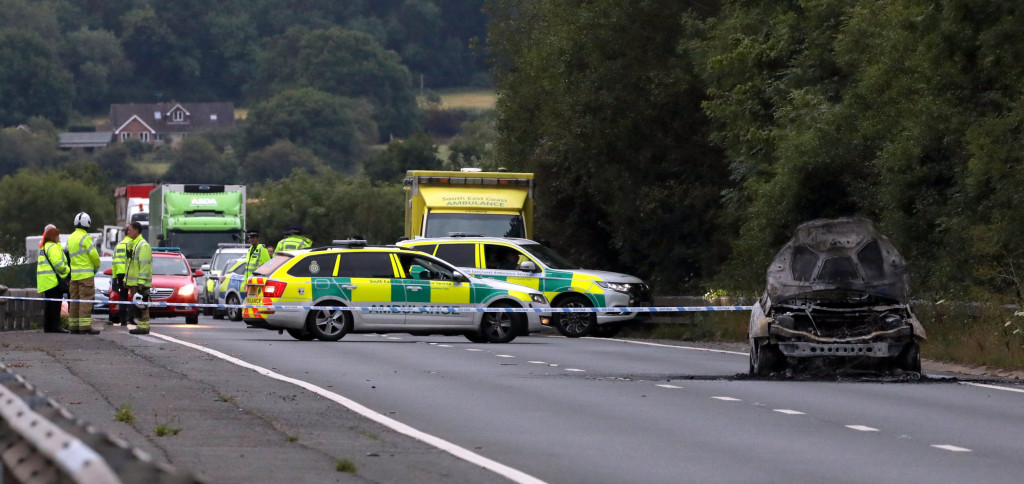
773 409 805 415
496 355 515 358
528 361 547 364
656 384 682 389
846 425 879 432
711 396 741 402
437 344 453 348
465 349 484 352
565 368 585 372
932 444 972 452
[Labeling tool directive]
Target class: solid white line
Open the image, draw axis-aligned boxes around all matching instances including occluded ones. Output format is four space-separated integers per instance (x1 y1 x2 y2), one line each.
711 396 741 402
846 425 878 432
656 384 682 389
148 332 546 484
773 409 805 415
932 444 972 452
601 338 748 356
961 382 1024 394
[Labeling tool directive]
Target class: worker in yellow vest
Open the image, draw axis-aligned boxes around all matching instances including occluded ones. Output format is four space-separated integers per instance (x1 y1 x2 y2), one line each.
110 228 134 326
67 212 101 334
124 221 153 335
245 231 270 286
274 224 312 253
36 224 70 333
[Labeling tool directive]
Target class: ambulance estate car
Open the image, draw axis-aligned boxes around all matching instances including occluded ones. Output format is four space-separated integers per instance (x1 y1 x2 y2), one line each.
242 241 551 343
396 237 652 338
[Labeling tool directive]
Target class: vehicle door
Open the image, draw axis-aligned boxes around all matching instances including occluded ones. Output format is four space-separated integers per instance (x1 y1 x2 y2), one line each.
480 243 543 292
396 252 473 328
323 251 405 327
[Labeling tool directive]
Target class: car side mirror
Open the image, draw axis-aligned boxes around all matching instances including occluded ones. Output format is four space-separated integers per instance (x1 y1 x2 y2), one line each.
103 268 113 275
194 269 205 277
519 261 538 272
200 264 210 271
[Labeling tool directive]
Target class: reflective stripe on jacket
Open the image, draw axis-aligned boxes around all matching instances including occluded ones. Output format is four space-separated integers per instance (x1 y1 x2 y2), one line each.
112 236 132 276
125 237 152 287
67 228 100 281
37 241 70 293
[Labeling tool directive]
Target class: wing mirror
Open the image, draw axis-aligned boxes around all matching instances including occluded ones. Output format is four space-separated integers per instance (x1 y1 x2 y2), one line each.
200 264 210 271
193 269 205 277
519 261 538 272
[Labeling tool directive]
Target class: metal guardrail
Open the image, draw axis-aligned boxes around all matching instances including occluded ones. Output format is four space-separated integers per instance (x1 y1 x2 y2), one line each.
0 365 202 484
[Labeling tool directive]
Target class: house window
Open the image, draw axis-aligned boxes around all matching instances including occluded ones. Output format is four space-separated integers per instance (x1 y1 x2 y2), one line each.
210 114 218 121
121 132 131 141
172 110 185 122
140 132 149 142
154 111 162 120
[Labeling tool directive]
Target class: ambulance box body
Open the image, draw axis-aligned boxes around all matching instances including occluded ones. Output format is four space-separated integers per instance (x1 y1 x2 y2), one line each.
403 170 534 240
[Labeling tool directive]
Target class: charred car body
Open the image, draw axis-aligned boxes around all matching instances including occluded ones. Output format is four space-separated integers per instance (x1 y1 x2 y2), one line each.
748 217 926 376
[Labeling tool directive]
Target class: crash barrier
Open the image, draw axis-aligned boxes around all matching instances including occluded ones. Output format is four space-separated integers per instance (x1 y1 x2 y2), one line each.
0 365 202 484
0 294 753 314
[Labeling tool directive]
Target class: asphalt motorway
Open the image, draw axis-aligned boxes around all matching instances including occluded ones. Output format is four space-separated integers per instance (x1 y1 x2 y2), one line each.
4 314 1024 483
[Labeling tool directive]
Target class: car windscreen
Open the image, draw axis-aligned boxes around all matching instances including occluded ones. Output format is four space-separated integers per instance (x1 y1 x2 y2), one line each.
164 232 242 260
425 213 526 238
254 255 292 276
153 257 190 276
518 243 577 270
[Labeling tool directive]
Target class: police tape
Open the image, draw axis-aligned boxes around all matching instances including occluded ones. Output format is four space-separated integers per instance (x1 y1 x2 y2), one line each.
0 295 753 313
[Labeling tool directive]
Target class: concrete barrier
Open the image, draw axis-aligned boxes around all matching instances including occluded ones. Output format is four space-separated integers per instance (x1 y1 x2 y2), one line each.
0 287 44 331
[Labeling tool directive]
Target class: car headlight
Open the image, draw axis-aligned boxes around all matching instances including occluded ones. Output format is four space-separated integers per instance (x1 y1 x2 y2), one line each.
596 281 631 293
531 293 548 304
178 284 195 297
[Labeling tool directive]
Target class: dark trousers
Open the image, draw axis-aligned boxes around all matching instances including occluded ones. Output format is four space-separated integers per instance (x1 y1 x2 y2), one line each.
117 284 131 323
43 286 63 332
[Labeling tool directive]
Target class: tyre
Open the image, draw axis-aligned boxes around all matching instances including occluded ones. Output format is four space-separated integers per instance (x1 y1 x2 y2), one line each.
478 302 518 343
896 341 921 372
749 339 783 376
226 294 243 322
464 333 488 343
306 302 352 342
590 322 623 338
212 310 224 320
185 313 199 324
554 294 595 338
286 328 315 341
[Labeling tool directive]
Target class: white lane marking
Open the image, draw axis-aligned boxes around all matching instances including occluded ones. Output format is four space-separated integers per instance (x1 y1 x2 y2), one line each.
148 333 545 484
601 338 748 356
656 384 682 389
466 349 484 352
711 396 741 401
548 364 559 367
437 344 453 348
496 355 515 358
528 361 547 364
961 382 1024 394
846 425 879 432
773 409 805 415
565 368 585 372
932 444 972 452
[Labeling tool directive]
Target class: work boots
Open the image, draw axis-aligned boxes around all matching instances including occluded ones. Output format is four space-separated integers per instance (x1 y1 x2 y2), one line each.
129 327 149 335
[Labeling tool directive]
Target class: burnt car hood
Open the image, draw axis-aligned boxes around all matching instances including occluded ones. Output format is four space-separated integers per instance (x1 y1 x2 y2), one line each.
765 217 909 304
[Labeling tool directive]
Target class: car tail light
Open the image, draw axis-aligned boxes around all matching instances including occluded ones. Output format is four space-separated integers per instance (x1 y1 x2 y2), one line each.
263 280 287 297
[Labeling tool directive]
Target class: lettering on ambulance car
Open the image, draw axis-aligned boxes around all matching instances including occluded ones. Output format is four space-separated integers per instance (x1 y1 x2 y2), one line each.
439 195 509 208
369 304 457 315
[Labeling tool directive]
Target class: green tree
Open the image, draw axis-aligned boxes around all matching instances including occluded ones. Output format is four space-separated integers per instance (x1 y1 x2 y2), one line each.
0 169 114 244
364 132 440 182
164 136 237 184
242 88 377 172
0 29 74 126
240 140 327 184
248 169 404 247
253 26 420 138
0 123 65 178
60 27 129 113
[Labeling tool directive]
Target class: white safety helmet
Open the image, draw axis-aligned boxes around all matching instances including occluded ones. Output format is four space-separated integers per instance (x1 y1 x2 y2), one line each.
132 292 147 309
73 212 92 229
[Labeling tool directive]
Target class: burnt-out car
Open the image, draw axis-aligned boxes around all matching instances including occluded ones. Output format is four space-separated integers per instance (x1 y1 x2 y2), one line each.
748 217 926 376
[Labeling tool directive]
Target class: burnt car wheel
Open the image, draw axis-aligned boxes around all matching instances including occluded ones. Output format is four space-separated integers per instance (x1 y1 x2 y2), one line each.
226 294 243 321
591 322 623 338
306 303 352 342
750 340 784 376
896 341 921 372
479 302 518 343
555 295 595 338
286 327 315 341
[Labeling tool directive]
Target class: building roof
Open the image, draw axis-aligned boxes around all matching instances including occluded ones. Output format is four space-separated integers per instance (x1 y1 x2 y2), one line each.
58 131 114 149
110 102 236 134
